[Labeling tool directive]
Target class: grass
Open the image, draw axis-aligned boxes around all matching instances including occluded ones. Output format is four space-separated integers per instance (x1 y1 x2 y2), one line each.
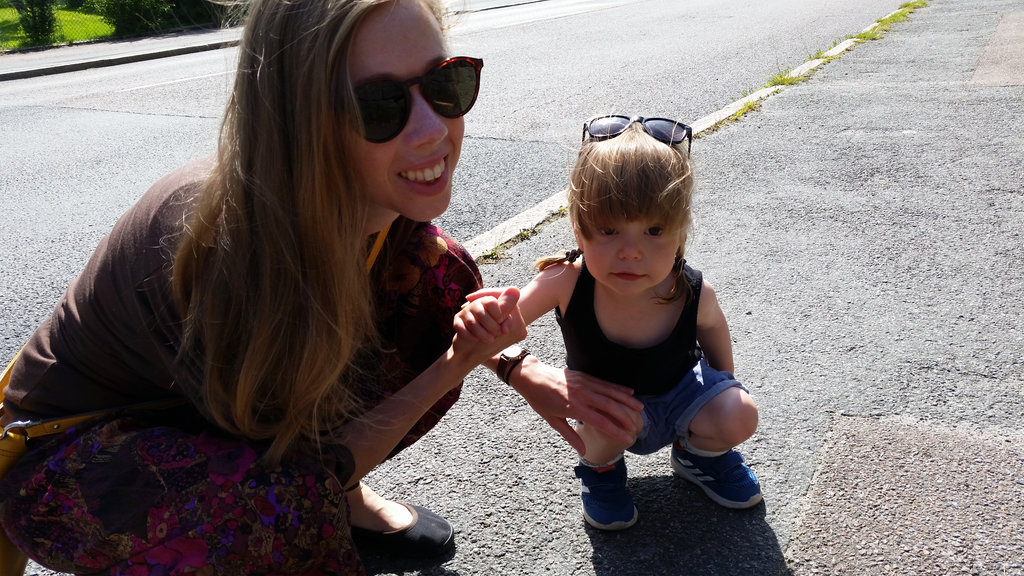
852 0 929 42
476 208 567 263
0 7 113 51
729 100 762 122
477 227 538 263
766 68 808 88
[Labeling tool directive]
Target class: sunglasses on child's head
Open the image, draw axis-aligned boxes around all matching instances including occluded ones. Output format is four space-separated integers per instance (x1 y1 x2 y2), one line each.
354 56 484 143
582 115 692 154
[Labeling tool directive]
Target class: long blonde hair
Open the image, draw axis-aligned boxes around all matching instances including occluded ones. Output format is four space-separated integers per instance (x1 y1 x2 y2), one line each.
537 123 695 302
173 0 444 466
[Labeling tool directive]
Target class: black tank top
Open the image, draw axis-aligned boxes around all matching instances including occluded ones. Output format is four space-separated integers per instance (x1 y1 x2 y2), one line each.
555 261 704 396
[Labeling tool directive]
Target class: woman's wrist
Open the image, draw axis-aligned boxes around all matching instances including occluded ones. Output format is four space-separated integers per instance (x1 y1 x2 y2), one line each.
443 345 484 388
502 351 537 388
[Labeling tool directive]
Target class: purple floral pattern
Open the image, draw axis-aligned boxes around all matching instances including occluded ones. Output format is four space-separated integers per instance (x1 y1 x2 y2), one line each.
2 415 357 574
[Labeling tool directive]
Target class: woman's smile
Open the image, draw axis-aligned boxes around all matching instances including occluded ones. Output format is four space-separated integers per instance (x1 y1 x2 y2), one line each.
400 158 446 184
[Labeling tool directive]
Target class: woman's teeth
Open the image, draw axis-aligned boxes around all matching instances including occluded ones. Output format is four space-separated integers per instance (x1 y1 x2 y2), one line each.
401 161 444 183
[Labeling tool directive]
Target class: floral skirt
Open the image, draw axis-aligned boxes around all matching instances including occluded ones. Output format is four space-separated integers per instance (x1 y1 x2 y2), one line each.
0 414 361 575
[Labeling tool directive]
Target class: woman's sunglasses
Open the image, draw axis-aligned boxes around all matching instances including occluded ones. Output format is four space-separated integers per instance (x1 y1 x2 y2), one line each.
354 56 484 143
582 115 692 154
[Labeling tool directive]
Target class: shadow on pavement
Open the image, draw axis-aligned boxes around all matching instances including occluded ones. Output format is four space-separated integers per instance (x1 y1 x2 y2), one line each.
586 475 787 576
361 546 460 576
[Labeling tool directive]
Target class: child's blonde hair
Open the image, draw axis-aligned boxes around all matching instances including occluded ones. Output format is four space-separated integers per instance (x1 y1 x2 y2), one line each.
537 122 695 303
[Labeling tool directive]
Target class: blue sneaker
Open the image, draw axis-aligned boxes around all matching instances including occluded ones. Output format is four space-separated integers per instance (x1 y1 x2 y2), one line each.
671 446 763 509
574 458 638 530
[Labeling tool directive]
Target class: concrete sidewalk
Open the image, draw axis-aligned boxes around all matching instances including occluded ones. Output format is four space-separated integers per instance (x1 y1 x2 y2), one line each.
0 26 242 82
0 1 541 81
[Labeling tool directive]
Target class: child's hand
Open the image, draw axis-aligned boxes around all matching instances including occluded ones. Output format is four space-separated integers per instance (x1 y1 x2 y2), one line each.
452 286 526 366
455 286 521 343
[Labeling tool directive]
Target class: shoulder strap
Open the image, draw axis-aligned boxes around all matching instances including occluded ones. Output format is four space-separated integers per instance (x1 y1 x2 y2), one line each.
366 222 392 272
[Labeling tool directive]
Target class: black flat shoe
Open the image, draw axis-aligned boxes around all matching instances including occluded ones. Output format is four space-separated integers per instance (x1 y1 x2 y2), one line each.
351 503 456 558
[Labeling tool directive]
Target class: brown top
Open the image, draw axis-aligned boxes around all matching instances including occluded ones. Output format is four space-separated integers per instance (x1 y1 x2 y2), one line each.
6 160 208 421
4 158 483 482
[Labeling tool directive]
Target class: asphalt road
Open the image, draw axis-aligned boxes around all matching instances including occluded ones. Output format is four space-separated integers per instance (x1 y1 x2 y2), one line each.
3 0 1023 574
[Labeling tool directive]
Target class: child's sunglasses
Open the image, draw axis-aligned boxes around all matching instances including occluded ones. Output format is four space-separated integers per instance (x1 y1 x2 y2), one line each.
355 56 484 143
582 115 692 153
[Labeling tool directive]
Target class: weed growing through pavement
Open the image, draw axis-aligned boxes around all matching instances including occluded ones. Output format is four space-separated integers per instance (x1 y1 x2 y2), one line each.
476 208 567 263
729 100 762 122
766 69 808 88
852 0 930 42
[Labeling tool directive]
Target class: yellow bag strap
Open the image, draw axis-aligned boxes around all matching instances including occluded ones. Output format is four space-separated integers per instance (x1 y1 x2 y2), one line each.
1 348 182 443
366 221 391 272
0 347 19 395
3 397 185 441
0 348 24 435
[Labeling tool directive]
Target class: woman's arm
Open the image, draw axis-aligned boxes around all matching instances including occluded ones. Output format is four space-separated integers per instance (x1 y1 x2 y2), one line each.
695 279 735 373
505 357 644 455
341 287 526 484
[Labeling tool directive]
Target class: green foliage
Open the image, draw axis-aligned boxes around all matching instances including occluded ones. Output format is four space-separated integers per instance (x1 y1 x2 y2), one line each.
729 100 762 122
852 0 930 42
766 69 806 87
171 0 226 27
0 9 19 50
18 0 56 46
56 8 113 38
95 0 171 36
900 0 929 10
64 0 102 13
1 6 113 49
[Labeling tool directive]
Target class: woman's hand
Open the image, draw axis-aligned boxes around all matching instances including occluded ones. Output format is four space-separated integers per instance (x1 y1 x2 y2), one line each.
509 358 644 456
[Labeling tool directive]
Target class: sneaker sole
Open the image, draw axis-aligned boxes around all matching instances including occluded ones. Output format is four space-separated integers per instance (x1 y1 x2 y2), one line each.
581 505 638 531
671 455 763 509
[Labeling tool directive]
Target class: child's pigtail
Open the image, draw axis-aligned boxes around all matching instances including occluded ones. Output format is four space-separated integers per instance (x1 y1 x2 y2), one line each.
657 253 692 304
534 248 582 272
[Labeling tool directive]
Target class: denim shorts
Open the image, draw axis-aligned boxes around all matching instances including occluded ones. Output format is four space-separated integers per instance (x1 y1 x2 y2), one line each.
627 358 747 456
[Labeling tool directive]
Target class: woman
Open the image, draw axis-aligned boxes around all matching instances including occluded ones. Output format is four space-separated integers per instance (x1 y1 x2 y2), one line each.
0 0 641 573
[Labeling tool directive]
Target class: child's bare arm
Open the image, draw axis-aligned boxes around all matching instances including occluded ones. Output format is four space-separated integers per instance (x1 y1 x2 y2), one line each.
465 261 577 326
695 279 735 373
460 262 643 454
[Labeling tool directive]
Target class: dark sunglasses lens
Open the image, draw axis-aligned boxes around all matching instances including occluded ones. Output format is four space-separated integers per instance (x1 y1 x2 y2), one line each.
587 116 630 139
356 80 409 142
646 119 689 145
423 59 481 118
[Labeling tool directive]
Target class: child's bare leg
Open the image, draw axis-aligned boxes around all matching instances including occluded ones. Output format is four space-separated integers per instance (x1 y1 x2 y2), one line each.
573 410 643 531
671 386 761 509
576 408 642 464
686 386 758 453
